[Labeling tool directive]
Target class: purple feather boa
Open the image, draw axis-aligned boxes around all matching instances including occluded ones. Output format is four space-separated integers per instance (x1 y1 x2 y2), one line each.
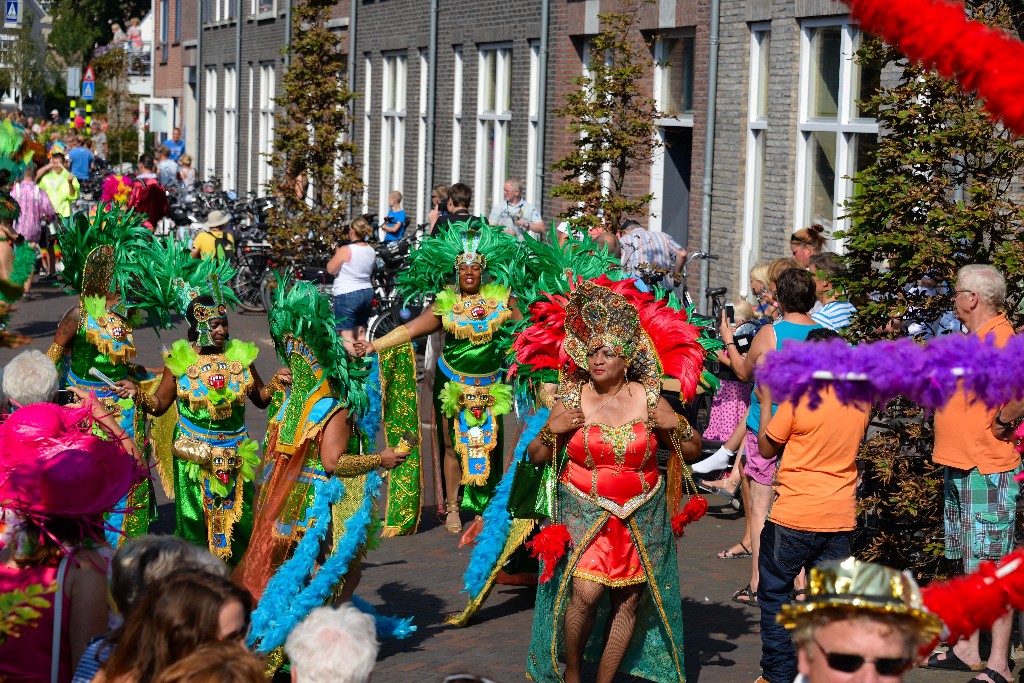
755 333 1024 410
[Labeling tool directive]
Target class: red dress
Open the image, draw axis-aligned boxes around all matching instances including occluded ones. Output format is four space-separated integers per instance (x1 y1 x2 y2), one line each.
562 419 660 586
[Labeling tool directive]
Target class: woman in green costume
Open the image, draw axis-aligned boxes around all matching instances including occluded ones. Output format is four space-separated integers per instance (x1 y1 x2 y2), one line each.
47 205 152 547
355 220 524 534
126 239 287 563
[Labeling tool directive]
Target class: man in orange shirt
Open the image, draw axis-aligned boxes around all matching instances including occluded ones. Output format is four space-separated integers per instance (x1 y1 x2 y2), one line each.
925 265 1019 683
754 328 871 683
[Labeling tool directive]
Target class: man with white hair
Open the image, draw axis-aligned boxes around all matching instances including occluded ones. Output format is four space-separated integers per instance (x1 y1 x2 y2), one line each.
488 178 542 239
924 264 1017 683
2 349 59 408
285 604 379 683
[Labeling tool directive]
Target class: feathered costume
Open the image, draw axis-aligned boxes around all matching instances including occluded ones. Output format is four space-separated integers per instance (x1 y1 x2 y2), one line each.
384 219 526 518
48 204 154 547
518 275 710 683
240 279 416 662
0 193 35 347
446 228 620 627
128 237 258 563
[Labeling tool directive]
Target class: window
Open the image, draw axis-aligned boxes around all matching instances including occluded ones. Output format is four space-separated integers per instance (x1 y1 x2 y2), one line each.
212 0 233 22
361 54 372 214
246 65 254 194
204 67 218 180
257 64 275 197
251 0 274 16
415 49 428 226
451 46 463 184
655 34 695 119
222 66 237 191
474 44 511 215
379 52 407 216
174 0 180 41
160 0 169 62
741 24 770 293
526 40 540 205
796 20 879 238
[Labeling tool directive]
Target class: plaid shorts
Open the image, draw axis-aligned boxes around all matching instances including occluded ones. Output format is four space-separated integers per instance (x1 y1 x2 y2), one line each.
944 463 1023 572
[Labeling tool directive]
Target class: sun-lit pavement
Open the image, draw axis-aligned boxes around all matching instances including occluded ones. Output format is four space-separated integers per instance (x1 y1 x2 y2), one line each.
2 287 982 682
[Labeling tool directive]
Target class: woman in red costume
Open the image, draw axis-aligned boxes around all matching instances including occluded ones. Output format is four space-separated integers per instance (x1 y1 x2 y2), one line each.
521 276 707 683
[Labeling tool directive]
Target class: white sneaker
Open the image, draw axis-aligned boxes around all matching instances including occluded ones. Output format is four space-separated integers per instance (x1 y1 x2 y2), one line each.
691 446 735 474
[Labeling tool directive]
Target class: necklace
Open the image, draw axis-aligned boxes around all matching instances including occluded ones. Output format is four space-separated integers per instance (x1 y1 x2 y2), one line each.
583 381 628 425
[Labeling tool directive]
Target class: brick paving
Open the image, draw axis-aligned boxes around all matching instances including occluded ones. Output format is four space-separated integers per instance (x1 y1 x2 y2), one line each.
0 289 995 682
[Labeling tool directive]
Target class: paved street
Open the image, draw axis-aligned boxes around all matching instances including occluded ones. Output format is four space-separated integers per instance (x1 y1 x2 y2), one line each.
0 287 989 682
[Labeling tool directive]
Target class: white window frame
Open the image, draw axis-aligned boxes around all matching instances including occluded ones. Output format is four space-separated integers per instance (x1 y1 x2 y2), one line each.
648 34 696 234
741 23 771 295
795 18 878 243
222 65 237 191
652 32 696 127
416 48 428 226
250 0 275 18
526 40 540 206
581 40 612 203
204 67 217 180
379 51 407 220
450 46 463 184
361 54 372 214
257 63 275 197
246 65 254 194
213 0 233 22
474 43 512 215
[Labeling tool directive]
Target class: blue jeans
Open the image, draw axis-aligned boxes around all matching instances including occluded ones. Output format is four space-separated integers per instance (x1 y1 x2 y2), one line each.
758 520 851 683
333 288 374 331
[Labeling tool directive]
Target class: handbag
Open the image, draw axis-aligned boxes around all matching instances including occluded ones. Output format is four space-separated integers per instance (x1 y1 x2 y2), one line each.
507 458 556 520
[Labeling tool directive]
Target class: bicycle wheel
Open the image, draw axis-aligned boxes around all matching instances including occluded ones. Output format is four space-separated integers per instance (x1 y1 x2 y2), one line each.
367 309 398 341
234 263 266 312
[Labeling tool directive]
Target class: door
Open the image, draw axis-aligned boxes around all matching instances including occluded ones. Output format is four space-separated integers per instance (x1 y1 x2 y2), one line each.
661 127 692 246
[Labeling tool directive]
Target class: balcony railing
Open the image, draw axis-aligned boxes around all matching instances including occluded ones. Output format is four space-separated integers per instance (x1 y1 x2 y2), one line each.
93 42 153 78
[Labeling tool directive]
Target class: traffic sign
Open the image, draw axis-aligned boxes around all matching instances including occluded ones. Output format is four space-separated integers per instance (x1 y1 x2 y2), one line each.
5 0 17 24
83 65 95 83
81 82 94 100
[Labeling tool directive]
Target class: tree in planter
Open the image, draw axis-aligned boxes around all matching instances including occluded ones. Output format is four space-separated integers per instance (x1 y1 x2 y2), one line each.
834 11 1024 578
549 0 660 236
91 49 135 168
266 0 360 263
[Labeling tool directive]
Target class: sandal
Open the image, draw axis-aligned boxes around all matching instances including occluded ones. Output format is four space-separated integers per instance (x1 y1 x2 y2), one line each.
968 668 1013 683
717 542 751 559
732 584 758 607
789 588 807 602
923 650 984 672
445 500 463 534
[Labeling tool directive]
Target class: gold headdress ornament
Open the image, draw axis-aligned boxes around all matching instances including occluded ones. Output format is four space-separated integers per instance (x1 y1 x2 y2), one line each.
454 231 488 270
81 245 116 299
778 557 943 642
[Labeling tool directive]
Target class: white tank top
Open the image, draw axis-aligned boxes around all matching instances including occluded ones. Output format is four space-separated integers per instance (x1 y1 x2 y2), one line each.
332 243 376 295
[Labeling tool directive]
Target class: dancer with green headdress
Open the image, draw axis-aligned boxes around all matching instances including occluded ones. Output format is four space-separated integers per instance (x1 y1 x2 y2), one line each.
47 203 153 546
354 218 526 537
126 237 288 563
0 193 36 347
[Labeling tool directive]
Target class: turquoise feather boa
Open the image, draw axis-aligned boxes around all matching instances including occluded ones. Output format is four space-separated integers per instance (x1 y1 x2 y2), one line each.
461 406 550 596
249 469 408 652
357 357 382 451
350 595 417 640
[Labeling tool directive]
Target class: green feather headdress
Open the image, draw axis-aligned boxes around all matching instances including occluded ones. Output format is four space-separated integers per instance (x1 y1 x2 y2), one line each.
57 203 151 297
396 218 527 302
125 236 238 331
518 225 621 305
268 277 369 416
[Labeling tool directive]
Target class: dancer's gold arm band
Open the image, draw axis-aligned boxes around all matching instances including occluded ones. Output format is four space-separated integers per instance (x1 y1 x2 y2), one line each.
372 325 411 354
334 453 383 476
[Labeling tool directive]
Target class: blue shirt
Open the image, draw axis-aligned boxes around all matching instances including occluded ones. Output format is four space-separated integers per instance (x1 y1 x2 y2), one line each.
67 146 94 180
383 208 406 242
165 138 185 160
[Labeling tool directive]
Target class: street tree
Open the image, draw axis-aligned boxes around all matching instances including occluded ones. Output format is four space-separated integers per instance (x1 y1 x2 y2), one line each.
835 2 1024 579
48 0 148 69
266 0 360 261
0 10 50 110
91 48 134 167
549 0 660 235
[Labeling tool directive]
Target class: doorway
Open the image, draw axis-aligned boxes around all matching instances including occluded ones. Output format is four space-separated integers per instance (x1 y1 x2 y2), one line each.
661 127 692 246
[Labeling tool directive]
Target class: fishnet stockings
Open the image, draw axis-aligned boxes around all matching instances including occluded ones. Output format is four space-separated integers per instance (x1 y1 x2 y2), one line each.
563 578 644 683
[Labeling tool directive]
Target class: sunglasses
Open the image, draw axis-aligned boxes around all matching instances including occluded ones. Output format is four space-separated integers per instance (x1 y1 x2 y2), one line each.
220 619 252 643
813 638 913 677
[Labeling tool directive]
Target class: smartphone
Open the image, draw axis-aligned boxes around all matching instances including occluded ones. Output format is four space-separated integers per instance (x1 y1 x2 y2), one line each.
55 389 74 406
725 303 735 325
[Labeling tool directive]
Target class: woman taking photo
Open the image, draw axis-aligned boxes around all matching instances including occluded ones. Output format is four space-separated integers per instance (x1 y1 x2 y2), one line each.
519 276 707 683
326 216 375 348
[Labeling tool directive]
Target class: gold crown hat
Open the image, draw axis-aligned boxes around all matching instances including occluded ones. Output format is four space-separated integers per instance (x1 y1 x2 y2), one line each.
778 557 943 641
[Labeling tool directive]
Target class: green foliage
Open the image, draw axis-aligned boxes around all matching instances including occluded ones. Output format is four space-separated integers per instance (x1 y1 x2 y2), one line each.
0 584 55 646
0 10 50 109
549 0 660 235
267 0 361 262
48 0 148 69
838 4 1024 580
92 49 135 167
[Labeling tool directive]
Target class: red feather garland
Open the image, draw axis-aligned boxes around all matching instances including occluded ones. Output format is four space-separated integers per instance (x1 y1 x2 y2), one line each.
526 524 572 583
845 0 1024 135
671 495 709 537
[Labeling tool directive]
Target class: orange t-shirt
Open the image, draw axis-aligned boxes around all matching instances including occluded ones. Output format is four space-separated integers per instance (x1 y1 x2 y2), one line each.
933 314 1017 474
765 389 870 532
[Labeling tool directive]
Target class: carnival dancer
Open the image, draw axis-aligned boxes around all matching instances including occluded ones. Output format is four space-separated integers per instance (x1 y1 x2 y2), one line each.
48 204 153 547
446 228 620 626
354 219 525 535
0 192 37 346
522 276 707 683
125 238 286 563
236 279 413 662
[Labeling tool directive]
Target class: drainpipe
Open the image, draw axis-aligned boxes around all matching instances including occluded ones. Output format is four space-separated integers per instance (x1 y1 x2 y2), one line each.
347 0 356 217
235 0 242 192
698 0 721 314
284 0 293 67
424 0 438 221
197 0 204 175
534 0 549 210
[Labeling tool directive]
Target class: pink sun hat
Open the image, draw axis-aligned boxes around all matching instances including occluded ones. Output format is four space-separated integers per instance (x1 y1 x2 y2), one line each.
0 403 144 522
